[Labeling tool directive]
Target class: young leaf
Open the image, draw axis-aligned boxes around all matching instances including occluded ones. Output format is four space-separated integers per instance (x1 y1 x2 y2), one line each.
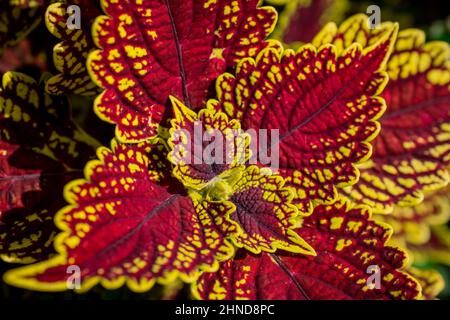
226 165 313 254
215 28 397 213
45 1 102 95
88 0 278 142
193 165 315 255
314 15 450 213
193 199 421 300
168 97 250 192
3 140 234 292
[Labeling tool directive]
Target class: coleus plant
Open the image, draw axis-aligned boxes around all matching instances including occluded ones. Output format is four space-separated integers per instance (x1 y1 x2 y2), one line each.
0 1 449 300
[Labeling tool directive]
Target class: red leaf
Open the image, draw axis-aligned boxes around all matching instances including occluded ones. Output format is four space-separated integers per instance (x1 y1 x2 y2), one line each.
88 0 278 142
349 31 450 212
226 166 313 254
4 141 234 292
314 15 450 213
215 28 397 213
193 199 421 300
